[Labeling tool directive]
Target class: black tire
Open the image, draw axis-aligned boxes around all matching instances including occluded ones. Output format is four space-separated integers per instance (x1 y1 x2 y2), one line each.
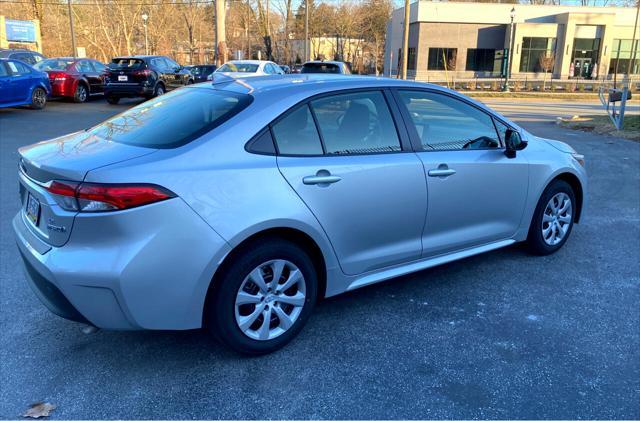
106 95 120 105
526 179 576 255
207 238 318 355
30 87 47 110
73 83 89 103
154 83 165 97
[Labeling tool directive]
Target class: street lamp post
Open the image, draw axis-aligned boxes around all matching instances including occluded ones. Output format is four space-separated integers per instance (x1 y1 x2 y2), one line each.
142 12 149 55
503 7 516 92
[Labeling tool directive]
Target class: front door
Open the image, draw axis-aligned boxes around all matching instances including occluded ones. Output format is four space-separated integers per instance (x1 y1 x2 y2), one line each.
275 90 427 275
395 89 529 257
574 58 592 79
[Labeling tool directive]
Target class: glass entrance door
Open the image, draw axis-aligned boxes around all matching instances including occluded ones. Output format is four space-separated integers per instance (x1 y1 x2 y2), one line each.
574 58 592 79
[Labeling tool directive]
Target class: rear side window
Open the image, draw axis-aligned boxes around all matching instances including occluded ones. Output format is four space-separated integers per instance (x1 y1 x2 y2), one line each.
0 63 7 77
310 91 401 154
272 105 323 155
7 61 30 74
87 88 253 148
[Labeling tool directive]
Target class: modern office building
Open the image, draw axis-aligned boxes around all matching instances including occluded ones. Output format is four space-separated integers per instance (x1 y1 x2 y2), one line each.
384 1 639 80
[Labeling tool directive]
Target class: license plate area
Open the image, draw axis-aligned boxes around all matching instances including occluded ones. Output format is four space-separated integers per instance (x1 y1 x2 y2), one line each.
26 193 41 226
118 75 128 81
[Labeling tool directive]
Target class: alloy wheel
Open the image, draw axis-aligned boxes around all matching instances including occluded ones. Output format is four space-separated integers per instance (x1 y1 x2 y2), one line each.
234 259 306 341
77 85 87 102
542 192 572 246
32 88 46 107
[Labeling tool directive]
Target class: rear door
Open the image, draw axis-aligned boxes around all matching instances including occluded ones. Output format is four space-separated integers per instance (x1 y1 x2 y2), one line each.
394 89 529 257
275 89 427 275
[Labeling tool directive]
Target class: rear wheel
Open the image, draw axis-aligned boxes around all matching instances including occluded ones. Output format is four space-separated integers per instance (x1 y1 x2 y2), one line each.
73 83 88 103
106 95 120 105
30 87 47 109
154 83 165 97
526 179 576 255
207 239 317 354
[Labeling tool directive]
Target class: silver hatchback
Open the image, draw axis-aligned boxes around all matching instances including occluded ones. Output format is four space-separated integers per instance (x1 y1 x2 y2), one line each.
14 75 587 354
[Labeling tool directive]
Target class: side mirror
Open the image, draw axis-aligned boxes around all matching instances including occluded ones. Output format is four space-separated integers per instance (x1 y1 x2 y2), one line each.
504 128 527 158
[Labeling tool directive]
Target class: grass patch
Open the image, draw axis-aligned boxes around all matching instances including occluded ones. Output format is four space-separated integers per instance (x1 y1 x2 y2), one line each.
558 115 640 141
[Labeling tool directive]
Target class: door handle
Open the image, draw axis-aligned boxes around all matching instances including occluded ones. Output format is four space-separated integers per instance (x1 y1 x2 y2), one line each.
303 170 341 186
428 166 456 177
303 175 341 185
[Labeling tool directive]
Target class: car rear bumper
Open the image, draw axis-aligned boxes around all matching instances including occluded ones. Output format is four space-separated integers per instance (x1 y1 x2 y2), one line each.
105 83 154 97
13 198 232 330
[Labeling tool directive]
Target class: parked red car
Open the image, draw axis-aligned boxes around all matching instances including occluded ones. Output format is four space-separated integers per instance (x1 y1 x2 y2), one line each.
33 58 107 102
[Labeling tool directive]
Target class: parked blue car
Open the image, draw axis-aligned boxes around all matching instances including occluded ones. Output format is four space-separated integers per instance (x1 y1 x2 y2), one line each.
0 58 50 109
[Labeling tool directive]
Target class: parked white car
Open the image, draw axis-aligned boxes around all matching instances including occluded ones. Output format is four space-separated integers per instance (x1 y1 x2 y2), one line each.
212 60 284 78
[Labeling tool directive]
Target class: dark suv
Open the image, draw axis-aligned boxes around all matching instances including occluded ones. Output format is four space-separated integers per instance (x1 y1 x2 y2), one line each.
104 55 193 104
0 49 46 66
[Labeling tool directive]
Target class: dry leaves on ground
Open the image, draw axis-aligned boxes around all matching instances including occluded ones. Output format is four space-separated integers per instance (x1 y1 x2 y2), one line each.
23 402 56 418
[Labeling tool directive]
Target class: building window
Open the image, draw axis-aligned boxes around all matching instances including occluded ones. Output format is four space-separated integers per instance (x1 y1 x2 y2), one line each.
408 48 416 71
609 39 640 75
428 48 457 71
466 49 500 72
519 37 556 73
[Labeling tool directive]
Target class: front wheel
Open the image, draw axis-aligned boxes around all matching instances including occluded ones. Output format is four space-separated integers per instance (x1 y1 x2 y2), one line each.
30 87 47 109
526 179 576 255
207 239 318 354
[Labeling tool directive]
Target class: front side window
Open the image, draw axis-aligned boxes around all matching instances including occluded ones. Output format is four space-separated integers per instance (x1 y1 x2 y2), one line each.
272 105 324 155
92 61 107 72
520 37 556 73
86 88 253 148
310 91 401 155
0 63 8 77
398 90 501 151
427 48 457 71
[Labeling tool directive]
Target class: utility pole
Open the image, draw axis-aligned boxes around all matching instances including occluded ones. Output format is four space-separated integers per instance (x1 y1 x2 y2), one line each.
626 0 639 77
304 0 309 62
214 0 226 65
67 0 77 58
400 0 410 79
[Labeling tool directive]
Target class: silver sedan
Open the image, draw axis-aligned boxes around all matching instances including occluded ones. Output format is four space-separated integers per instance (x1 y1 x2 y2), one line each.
14 75 586 354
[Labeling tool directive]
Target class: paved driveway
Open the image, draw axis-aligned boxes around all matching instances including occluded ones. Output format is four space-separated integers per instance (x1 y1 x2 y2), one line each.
1 98 638 419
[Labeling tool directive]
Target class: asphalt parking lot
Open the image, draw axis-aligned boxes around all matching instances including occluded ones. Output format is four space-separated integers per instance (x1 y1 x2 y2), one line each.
1 97 639 419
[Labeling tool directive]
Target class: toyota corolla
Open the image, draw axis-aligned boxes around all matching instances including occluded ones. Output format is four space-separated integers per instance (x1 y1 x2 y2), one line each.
14 75 586 354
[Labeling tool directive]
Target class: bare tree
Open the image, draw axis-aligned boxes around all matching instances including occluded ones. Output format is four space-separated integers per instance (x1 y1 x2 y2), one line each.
539 53 554 90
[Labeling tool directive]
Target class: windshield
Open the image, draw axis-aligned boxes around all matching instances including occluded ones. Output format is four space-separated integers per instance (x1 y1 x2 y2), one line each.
86 88 253 148
34 59 74 71
301 63 346 74
217 63 259 73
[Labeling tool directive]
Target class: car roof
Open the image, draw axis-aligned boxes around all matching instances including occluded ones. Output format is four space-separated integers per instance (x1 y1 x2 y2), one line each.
189 74 519 128
304 61 345 66
224 60 272 65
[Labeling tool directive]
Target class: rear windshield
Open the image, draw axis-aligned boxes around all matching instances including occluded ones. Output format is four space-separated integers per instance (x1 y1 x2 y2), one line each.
217 63 258 73
109 58 145 69
34 59 74 71
301 63 341 74
86 88 253 148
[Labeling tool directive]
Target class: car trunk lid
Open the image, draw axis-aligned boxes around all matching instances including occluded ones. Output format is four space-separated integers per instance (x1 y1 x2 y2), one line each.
18 130 157 246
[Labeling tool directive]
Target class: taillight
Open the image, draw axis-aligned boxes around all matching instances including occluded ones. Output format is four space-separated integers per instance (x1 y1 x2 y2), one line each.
49 71 67 81
46 181 175 212
133 69 153 77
